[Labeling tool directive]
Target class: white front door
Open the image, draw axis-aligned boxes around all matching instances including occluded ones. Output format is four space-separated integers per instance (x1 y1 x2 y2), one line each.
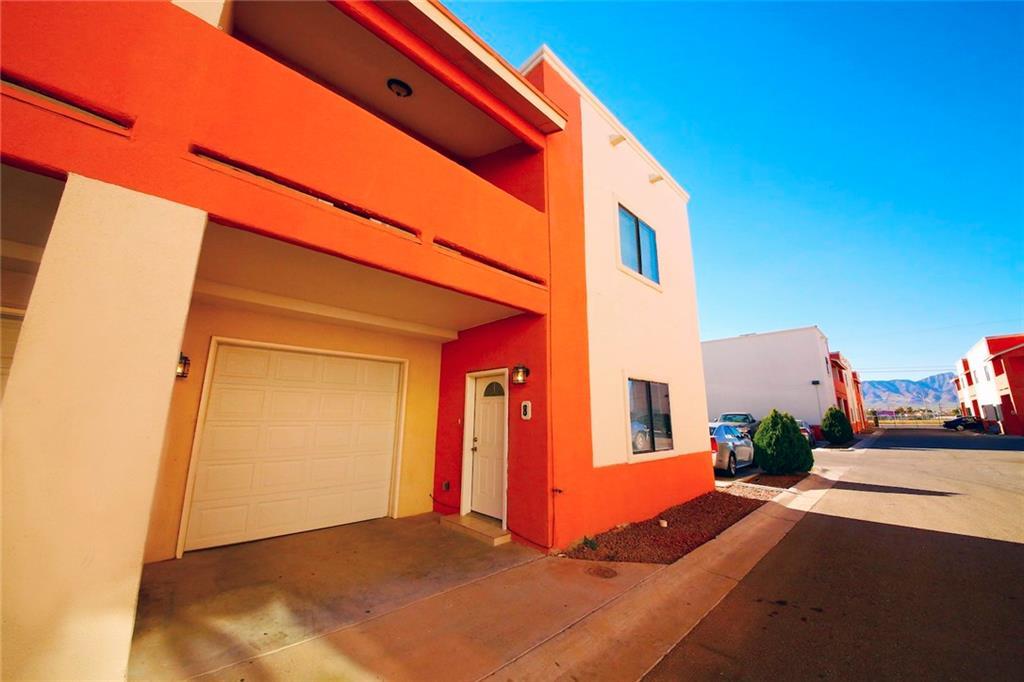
470 375 506 519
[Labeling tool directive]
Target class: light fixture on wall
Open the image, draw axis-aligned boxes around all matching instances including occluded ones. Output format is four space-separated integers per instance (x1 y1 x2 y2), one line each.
176 353 191 379
511 365 530 385
387 78 413 98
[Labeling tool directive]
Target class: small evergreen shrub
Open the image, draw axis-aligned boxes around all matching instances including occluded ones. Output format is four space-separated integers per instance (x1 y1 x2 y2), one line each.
753 409 814 474
821 406 854 444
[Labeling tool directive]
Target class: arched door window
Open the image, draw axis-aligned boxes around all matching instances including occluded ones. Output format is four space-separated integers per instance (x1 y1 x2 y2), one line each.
483 381 505 397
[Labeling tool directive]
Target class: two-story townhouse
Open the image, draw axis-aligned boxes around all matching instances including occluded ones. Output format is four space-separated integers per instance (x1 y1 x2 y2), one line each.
952 333 1024 434
1 1 710 677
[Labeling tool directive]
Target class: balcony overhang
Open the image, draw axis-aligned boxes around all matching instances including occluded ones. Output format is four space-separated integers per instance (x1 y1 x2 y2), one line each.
195 223 524 342
331 0 566 149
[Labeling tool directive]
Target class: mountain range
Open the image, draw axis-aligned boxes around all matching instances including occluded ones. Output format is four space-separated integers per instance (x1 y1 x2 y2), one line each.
859 372 957 408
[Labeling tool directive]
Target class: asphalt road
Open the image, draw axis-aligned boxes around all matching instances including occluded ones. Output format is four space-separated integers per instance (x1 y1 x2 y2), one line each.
646 428 1024 681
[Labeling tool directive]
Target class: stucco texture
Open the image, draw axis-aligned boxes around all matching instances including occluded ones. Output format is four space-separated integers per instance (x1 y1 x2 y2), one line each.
143 301 441 563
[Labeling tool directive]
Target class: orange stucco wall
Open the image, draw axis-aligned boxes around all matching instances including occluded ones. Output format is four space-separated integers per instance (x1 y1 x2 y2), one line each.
0 0 549 313
144 300 442 562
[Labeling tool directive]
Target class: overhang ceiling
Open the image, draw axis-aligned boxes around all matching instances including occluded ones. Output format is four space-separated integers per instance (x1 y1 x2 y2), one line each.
197 222 521 336
231 0 522 160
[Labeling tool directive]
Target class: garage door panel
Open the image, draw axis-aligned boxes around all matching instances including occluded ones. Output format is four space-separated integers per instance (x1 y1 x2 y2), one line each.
307 489 355 525
196 462 255 500
351 485 390 518
359 393 397 420
266 424 312 451
208 387 266 420
314 423 356 450
254 496 306 531
269 390 318 419
309 456 352 485
362 361 400 389
216 346 272 379
356 422 395 451
319 392 358 419
205 424 262 457
255 459 309 491
184 344 400 551
322 356 360 386
193 504 249 543
274 351 319 382
352 453 391 483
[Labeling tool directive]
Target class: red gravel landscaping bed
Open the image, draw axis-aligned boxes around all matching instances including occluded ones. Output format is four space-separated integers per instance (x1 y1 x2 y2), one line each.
564 491 765 564
746 472 810 489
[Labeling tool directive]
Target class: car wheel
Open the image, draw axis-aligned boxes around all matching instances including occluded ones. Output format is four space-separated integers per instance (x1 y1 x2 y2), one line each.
634 431 650 451
956 425 965 432
726 453 737 478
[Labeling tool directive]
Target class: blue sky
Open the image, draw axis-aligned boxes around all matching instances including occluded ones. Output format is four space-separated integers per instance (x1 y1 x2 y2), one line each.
450 1 1024 380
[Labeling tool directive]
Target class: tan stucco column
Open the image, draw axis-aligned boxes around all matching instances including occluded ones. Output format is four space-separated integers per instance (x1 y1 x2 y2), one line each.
172 0 232 29
1 175 206 680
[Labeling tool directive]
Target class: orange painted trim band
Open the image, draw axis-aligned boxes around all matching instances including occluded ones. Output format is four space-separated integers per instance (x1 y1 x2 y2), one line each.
329 0 546 150
424 0 568 123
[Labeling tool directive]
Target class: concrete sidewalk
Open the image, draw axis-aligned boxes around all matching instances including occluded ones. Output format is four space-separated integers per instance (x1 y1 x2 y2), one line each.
196 472 843 681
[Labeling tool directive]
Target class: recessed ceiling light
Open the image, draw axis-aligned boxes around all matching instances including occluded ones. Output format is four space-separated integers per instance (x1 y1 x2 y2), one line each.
387 78 413 98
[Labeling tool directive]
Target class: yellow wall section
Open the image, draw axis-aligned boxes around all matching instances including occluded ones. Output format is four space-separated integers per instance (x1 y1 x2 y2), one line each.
144 300 441 563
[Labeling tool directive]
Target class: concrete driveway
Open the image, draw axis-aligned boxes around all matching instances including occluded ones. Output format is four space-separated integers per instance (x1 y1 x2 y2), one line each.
646 428 1024 680
128 513 539 679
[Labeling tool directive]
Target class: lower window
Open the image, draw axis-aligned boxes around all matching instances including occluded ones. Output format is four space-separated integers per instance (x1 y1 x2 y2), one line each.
628 379 673 454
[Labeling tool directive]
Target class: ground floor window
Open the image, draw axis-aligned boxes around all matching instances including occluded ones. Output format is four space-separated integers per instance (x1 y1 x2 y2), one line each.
628 379 673 454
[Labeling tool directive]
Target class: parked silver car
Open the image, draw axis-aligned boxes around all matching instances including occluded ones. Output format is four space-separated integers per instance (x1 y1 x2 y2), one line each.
709 422 755 477
716 412 759 438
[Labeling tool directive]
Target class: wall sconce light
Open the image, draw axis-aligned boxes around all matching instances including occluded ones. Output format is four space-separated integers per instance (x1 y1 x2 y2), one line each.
511 365 530 385
176 353 191 379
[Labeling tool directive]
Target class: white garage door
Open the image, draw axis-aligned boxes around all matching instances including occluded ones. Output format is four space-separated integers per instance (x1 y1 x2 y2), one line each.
183 343 401 551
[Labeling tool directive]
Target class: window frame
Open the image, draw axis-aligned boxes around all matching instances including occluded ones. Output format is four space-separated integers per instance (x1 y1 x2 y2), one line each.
616 204 662 287
626 376 674 458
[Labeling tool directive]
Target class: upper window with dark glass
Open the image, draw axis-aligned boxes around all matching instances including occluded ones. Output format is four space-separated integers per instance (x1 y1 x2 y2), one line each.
618 205 660 284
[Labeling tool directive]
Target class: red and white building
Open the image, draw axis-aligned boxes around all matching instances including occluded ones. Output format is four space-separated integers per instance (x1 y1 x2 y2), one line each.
952 334 1024 435
830 351 868 433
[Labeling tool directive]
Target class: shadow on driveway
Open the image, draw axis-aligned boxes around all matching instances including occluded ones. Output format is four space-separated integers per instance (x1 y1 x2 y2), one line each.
830 480 959 497
645 511 1024 681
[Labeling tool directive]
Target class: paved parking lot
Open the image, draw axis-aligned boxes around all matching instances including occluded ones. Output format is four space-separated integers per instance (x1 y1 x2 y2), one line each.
647 428 1024 681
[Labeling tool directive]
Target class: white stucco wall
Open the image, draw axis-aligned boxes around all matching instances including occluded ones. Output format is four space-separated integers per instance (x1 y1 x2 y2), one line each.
579 95 708 467
702 327 837 425
959 337 1001 416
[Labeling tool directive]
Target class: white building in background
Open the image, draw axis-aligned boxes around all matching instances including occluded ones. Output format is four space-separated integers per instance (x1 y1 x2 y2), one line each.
702 325 864 431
